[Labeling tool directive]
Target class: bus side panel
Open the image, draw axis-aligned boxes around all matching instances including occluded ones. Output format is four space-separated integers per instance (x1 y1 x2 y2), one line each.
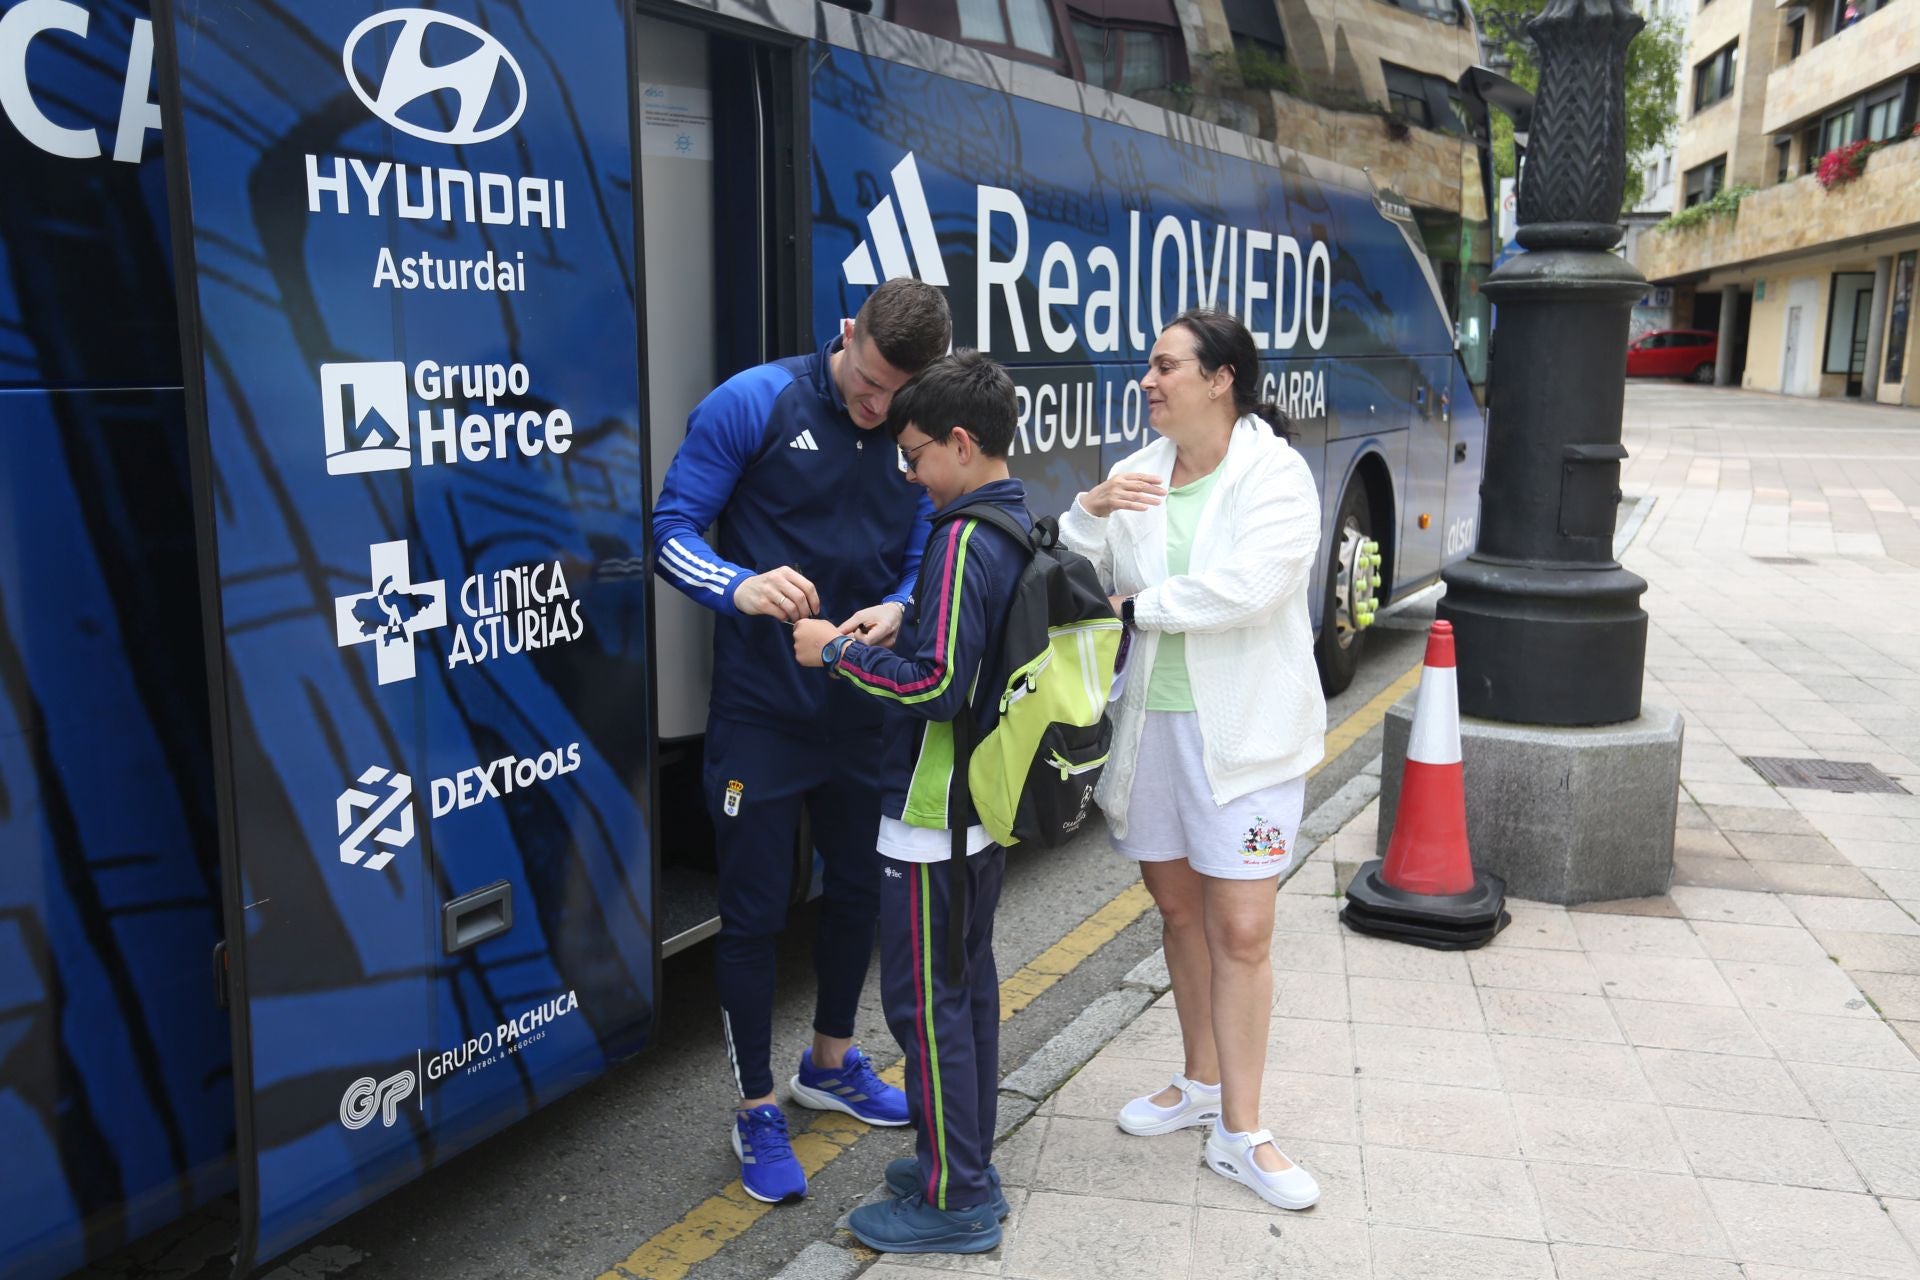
1442 359 1488 567
0 389 230 1280
804 44 1451 518
155 2 654 1268
0 3 232 1277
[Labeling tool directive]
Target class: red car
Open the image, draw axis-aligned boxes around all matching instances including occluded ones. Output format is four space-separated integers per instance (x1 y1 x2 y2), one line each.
1626 328 1719 382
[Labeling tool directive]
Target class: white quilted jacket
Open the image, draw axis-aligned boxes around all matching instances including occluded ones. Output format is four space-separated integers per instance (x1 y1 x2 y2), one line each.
1058 416 1327 838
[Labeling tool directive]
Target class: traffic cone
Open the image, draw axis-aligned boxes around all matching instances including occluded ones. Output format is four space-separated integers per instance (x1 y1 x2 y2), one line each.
1341 620 1510 950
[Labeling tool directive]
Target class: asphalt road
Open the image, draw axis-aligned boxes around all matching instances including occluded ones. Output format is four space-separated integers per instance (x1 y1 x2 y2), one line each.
81 627 1425 1280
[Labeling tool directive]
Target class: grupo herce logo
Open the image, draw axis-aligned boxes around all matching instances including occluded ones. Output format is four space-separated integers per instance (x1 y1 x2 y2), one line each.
841 153 948 288
342 9 527 146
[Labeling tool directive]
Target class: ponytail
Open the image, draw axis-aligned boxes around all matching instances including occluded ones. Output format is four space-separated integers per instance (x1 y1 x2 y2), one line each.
1167 308 1294 440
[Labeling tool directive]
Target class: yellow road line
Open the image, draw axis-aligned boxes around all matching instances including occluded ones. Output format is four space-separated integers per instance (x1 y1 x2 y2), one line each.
1319 662 1422 772
602 660 1418 1280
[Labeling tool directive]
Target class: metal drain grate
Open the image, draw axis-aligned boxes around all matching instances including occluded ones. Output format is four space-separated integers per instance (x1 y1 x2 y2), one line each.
1744 757 1910 794
1751 556 1813 566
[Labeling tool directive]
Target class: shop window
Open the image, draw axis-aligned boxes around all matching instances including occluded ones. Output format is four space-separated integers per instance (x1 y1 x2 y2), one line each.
1692 41 1737 113
1683 155 1726 207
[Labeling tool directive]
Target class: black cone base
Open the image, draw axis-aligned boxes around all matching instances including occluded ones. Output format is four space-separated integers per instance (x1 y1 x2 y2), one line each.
1341 860 1510 951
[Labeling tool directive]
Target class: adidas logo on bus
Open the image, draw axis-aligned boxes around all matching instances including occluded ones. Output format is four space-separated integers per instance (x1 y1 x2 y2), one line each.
840 153 948 287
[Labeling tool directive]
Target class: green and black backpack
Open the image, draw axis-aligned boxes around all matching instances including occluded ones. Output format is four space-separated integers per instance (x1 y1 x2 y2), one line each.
935 503 1123 973
945 505 1122 848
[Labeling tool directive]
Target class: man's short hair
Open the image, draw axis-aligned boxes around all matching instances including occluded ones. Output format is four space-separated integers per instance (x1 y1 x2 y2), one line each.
885 349 1015 458
853 278 951 375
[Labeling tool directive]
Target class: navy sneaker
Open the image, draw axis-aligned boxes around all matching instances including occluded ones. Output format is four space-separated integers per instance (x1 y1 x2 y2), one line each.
731 1105 806 1203
884 1157 1011 1220
848 1191 1002 1254
789 1046 910 1127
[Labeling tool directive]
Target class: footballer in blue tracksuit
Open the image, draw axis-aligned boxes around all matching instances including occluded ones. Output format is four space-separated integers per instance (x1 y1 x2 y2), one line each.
651 279 951 1203
793 351 1031 1254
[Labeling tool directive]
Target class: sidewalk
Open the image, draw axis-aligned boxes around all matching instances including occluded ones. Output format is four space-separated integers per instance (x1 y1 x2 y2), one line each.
846 386 1920 1280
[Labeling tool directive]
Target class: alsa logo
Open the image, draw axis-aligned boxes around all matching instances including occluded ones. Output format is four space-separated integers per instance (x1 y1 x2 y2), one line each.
341 10 526 146
840 150 1333 360
321 361 572 476
0 2 162 164
333 540 586 686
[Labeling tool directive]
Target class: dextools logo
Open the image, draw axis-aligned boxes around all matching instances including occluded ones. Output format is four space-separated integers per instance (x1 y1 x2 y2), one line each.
337 765 414 871
333 540 586 684
341 9 526 146
333 745 581 874
321 360 573 475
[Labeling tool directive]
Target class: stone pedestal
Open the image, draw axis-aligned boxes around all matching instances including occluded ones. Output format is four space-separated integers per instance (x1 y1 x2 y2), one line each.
1376 702 1684 905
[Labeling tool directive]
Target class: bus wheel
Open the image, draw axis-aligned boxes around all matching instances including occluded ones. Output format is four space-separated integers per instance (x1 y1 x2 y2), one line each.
1315 481 1381 696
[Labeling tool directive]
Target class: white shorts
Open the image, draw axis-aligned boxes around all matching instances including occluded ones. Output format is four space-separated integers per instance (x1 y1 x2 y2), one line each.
1112 712 1306 880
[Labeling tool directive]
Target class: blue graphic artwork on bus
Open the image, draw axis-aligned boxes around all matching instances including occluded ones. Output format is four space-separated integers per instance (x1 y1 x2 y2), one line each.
0 3 230 1277
806 44 1483 595
157 1 653 1269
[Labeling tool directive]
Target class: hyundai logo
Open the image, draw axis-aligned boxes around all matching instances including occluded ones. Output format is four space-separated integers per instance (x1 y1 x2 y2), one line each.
342 10 527 146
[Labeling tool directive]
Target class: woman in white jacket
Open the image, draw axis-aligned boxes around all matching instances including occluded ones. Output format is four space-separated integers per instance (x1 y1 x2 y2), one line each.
1059 309 1327 1211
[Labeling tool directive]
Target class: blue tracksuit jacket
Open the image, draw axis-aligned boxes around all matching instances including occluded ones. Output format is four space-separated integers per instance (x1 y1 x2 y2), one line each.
832 479 1033 829
651 336 934 738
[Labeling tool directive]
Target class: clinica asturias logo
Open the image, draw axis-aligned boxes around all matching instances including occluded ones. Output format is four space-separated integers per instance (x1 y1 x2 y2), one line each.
334 540 586 685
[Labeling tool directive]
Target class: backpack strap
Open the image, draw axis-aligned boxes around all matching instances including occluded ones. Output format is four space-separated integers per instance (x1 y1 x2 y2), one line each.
929 503 1034 982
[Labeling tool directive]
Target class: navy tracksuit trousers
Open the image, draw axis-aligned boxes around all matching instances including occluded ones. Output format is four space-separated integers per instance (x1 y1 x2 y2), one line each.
706 716 886 1100
879 847 1006 1212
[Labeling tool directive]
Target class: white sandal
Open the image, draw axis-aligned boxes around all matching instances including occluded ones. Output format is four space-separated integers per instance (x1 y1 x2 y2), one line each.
1116 1073 1222 1136
1204 1127 1320 1209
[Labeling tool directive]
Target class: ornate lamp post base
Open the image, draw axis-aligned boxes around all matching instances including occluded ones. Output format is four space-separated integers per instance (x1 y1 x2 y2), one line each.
1413 0 1681 904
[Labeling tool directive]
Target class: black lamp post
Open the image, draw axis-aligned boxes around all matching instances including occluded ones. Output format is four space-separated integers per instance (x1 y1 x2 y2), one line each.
1439 0 1651 727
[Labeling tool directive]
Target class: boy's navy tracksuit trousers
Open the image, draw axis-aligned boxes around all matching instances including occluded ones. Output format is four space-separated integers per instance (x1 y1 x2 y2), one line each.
878 847 1007 1212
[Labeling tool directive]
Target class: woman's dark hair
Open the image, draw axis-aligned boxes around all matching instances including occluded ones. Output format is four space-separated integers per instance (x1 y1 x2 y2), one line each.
1166 308 1291 439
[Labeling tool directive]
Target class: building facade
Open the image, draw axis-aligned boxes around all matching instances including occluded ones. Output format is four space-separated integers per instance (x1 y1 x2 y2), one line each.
1634 0 1920 405
1625 0 1695 336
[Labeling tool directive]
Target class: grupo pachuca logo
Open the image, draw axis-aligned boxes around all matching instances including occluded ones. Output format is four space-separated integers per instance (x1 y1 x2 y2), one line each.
342 9 527 146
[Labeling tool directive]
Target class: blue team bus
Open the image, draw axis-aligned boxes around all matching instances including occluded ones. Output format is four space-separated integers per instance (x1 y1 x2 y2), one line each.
0 0 1490 1275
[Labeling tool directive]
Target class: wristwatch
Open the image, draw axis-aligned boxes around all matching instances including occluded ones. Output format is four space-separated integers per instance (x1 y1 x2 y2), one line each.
821 634 854 669
1120 595 1136 626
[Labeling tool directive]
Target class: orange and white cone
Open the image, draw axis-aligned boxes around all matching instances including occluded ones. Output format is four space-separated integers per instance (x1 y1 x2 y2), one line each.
1341 621 1509 950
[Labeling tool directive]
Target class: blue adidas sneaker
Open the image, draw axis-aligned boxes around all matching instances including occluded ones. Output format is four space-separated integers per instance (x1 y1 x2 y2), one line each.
789 1046 910 1126
731 1105 806 1203
885 1156 1010 1220
848 1191 1001 1254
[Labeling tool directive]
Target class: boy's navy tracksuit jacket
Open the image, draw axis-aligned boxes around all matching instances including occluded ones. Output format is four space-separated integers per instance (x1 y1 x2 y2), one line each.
835 478 1034 1214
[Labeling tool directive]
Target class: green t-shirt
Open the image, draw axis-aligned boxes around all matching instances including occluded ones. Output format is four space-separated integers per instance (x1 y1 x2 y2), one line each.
1145 467 1222 711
